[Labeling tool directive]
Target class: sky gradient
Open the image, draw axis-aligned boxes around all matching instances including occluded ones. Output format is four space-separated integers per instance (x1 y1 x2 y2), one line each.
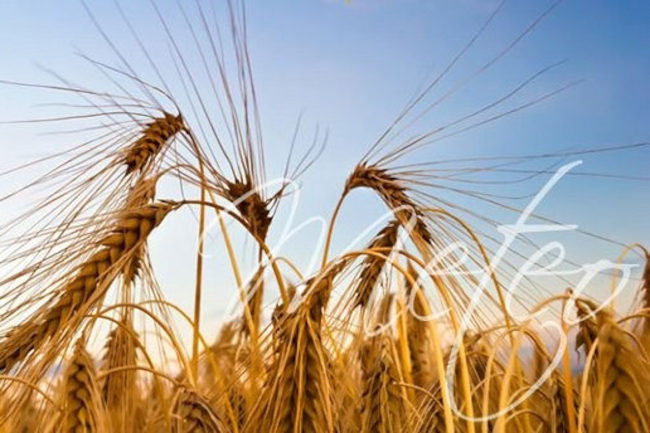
0 1 648 329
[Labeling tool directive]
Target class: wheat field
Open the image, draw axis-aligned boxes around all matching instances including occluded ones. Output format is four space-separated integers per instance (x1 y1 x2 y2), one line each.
0 1 648 432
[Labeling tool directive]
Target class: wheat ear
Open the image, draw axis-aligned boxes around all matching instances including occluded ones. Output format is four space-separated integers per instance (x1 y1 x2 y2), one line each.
248 276 335 433
224 179 272 242
61 340 105 433
353 220 400 309
0 202 176 373
121 177 158 285
101 317 139 433
588 311 650 433
345 164 432 243
360 333 408 433
124 112 184 174
404 263 435 389
173 388 226 433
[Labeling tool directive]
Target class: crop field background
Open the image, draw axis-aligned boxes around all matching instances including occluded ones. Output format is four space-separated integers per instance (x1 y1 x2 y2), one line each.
0 1 648 432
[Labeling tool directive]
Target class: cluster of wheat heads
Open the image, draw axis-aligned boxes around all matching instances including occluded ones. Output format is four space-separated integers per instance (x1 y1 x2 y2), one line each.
0 1 649 432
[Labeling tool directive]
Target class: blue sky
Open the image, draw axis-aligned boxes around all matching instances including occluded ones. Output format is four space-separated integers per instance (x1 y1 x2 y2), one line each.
0 1 648 329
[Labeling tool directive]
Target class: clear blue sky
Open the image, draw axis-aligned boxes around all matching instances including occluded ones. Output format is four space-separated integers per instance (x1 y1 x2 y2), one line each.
0 1 648 327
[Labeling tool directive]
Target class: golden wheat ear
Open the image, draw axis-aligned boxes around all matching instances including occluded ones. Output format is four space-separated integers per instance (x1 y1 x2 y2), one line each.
121 177 158 285
173 388 227 433
100 316 139 433
589 311 650 433
123 112 184 174
246 276 336 433
224 179 273 243
403 262 436 390
576 303 650 433
60 340 107 433
345 164 432 243
352 220 400 310
360 333 408 433
0 201 176 375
